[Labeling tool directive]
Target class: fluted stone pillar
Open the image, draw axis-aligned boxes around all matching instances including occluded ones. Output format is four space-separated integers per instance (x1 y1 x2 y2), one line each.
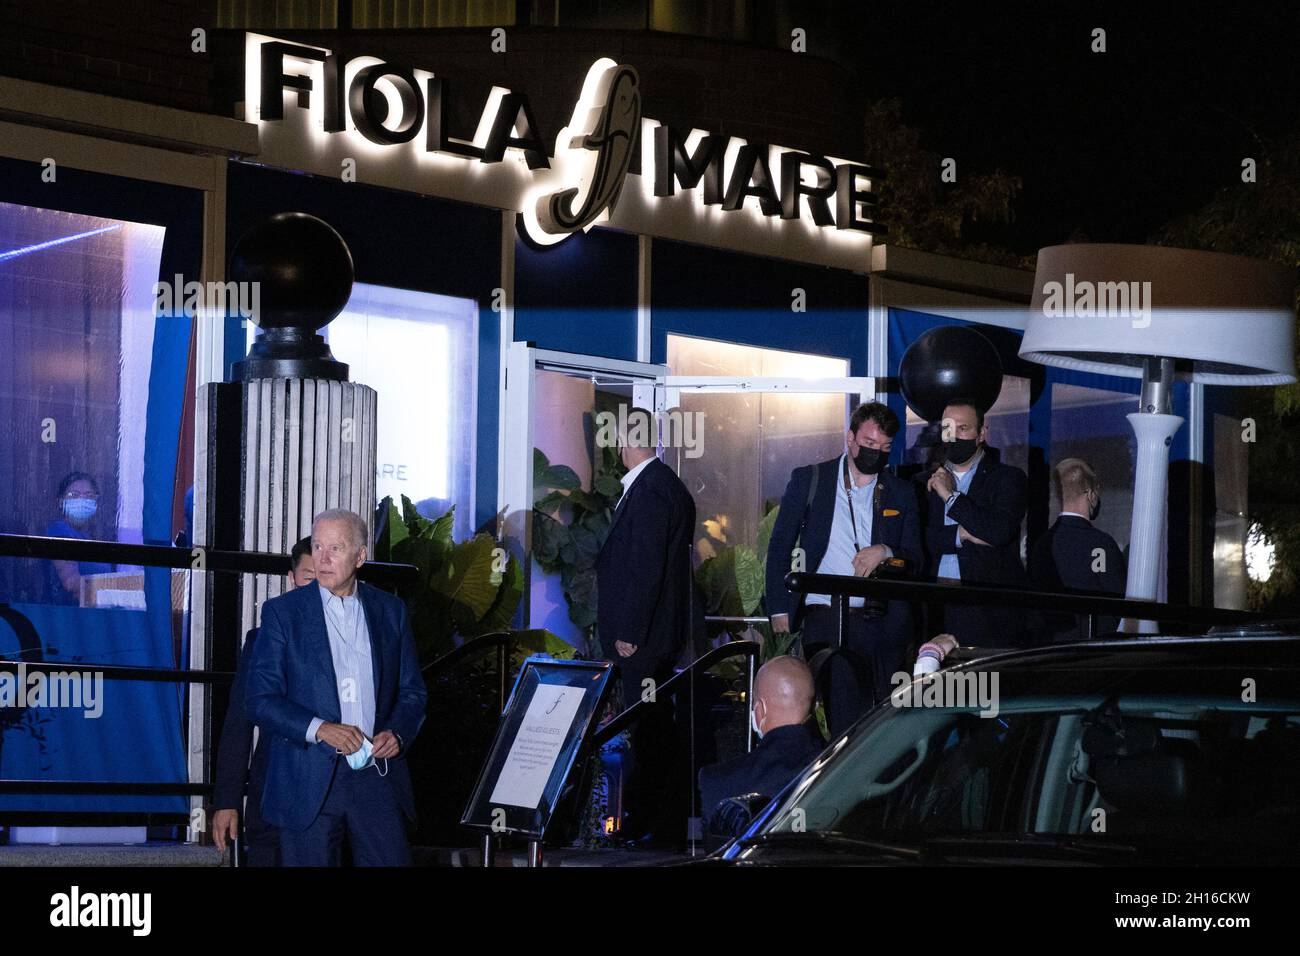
238 377 376 637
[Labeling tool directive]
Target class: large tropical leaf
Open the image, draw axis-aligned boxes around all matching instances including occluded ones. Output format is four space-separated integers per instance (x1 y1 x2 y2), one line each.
374 496 409 562
534 448 581 496
510 629 576 660
696 545 764 619
594 473 623 498
432 533 504 625
467 551 524 636
756 505 780 570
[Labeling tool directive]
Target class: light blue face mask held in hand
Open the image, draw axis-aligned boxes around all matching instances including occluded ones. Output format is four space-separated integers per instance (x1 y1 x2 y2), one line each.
342 736 388 776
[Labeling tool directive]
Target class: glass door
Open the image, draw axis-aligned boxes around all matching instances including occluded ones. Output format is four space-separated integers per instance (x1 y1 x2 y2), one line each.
656 334 875 650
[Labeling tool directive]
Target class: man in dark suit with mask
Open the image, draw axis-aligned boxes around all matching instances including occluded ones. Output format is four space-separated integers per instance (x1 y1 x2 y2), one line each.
765 402 923 737
595 407 696 841
1031 458 1126 640
921 399 1031 647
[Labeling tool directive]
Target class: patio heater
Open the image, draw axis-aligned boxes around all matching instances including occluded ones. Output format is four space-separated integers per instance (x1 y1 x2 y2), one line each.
1020 244 1295 627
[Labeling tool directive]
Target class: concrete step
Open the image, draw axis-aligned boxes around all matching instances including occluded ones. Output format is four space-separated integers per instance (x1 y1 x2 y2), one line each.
0 844 226 867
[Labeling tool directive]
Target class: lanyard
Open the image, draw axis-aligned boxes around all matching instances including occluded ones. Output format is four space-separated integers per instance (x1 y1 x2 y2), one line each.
842 455 870 552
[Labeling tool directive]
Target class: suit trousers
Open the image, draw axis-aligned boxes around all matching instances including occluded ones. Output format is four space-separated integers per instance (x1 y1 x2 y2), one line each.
802 604 903 738
615 652 678 841
277 758 412 867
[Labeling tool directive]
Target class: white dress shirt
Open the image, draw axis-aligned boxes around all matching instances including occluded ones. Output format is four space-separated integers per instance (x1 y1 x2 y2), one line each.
305 580 376 744
617 455 656 506
807 453 890 608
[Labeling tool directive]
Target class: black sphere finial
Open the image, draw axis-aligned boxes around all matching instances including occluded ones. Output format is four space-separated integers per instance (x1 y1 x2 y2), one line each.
898 326 1003 424
230 212 355 381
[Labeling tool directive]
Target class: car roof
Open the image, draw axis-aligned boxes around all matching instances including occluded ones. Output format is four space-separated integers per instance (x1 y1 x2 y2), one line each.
946 632 1300 674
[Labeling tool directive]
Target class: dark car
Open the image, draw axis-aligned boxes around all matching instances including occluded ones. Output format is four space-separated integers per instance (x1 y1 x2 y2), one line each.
712 632 1300 866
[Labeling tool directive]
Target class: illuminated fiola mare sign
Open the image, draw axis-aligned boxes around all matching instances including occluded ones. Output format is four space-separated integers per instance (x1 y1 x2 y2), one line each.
251 35 884 250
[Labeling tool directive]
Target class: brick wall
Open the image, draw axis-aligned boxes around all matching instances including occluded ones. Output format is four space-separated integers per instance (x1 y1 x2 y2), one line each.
0 0 217 113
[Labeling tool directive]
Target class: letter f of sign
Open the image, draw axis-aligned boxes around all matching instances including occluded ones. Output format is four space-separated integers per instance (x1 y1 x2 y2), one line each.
534 61 640 240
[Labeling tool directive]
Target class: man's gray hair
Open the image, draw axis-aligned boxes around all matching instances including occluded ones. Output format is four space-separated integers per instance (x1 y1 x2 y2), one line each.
312 508 370 551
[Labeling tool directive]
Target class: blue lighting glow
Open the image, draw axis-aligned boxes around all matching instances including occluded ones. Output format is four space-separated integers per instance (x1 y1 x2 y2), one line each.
0 223 123 263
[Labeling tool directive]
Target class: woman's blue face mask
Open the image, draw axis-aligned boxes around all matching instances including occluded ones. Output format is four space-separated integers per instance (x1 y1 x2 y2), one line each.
62 497 97 522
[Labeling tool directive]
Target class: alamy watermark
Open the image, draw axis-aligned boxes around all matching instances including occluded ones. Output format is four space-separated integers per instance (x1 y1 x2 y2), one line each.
0 663 103 718
153 275 260 322
1040 272 1152 328
594 404 705 459
889 669 1000 718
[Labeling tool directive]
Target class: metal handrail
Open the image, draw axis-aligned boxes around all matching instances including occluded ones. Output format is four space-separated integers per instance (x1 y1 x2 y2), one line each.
590 640 760 748
0 532 418 587
0 781 213 795
784 572 1260 628
422 631 515 714
0 533 417 808
422 631 514 676
0 658 233 685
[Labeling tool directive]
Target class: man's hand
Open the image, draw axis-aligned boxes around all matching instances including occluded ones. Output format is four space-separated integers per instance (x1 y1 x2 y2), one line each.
371 729 401 759
316 721 365 755
614 640 638 658
852 544 889 578
958 526 990 547
928 468 955 501
212 808 238 852
770 614 790 634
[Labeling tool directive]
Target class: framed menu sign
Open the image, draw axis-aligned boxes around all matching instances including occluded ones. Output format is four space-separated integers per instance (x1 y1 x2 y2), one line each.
461 656 613 839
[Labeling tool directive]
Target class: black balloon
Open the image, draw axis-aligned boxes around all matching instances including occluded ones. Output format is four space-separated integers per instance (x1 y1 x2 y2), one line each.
229 212 354 331
898 326 1003 423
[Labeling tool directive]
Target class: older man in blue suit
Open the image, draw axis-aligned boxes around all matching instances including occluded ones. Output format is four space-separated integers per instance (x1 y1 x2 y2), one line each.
247 508 428 866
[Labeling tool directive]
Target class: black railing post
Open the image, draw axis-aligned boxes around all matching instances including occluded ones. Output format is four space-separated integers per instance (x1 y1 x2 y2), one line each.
497 640 507 714
745 649 756 754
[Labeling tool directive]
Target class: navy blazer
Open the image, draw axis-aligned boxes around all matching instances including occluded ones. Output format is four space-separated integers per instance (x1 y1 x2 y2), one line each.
1030 514 1126 640
920 445 1028 588
212 627 270 815
595 457 697 662
246 580 429 832
764 457 923 631
698 722 825 830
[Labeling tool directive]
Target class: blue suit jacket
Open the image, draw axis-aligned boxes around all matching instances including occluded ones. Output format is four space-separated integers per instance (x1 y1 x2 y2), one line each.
764 458 923 632
246 580 429 832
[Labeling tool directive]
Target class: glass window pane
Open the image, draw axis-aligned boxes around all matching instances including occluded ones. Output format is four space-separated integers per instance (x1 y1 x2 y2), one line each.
321 282 479 540
1048 382 1136 554
666 334 848 559
0 200 187 814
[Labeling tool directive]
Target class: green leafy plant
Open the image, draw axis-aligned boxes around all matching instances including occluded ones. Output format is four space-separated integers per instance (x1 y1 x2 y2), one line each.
695 503 798 678
372 494 572 662
532 445 626 657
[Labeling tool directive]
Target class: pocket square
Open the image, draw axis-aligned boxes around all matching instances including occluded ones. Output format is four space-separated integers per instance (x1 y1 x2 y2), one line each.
882 508 900 517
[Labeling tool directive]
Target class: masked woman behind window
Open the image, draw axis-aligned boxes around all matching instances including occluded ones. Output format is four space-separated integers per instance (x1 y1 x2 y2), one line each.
45 471 113 605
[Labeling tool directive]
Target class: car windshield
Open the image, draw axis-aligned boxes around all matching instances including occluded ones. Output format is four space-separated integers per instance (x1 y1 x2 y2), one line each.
754 684 1300 860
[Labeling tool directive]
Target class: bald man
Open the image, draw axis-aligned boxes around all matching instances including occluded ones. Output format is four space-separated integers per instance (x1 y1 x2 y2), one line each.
698 656 825 839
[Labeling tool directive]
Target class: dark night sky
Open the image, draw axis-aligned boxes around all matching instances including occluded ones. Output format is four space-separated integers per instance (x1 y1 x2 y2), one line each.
838 2 1300 254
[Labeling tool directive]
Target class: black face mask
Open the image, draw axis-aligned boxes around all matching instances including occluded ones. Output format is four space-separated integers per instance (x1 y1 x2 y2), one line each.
852 445 887 475
1089 495 1102 521
944 437 980 466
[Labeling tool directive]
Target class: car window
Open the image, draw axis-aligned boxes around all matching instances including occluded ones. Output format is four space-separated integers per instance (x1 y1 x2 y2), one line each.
763 699 1300 854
